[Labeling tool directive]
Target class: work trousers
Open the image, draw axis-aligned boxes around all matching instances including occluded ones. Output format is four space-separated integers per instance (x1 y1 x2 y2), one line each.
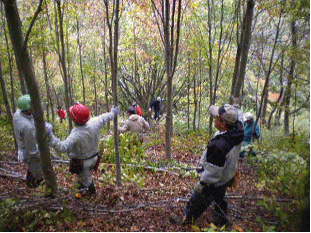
77 155 98 188
185 184 228 222
23 153 43 181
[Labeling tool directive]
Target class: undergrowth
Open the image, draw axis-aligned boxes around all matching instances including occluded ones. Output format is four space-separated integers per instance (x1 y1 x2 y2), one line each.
0 198 74 231
248 123 310 231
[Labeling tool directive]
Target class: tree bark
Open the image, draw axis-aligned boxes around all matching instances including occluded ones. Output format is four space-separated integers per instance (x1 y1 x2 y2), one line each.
284 20 297 136
231 0 255 98
76 18 86 104
101 26 111 131
0 57 13 127
55 0 72 130
104 0 122 186
151 0 182 160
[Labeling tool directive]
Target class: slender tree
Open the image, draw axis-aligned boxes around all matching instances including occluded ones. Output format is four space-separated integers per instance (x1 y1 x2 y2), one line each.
284 19 297 136
151 0 183 160
231 0 255 98
104 0 122 186
2 6 16 113
55 0 72 130
76 17 86 104
0 57 13 127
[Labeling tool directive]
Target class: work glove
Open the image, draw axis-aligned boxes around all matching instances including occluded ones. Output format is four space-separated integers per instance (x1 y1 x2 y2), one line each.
196 166 204 173
194 181 206 194
111 106 120 116
45 122 53 135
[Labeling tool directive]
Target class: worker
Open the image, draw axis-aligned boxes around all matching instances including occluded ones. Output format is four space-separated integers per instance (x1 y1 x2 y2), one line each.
13 94 44 188
171 104 244 227
45 103 120 195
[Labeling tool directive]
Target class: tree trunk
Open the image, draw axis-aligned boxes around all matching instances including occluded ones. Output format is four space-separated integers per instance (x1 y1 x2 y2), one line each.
101 27 111 131
93 50 98 116
284 20 297 136
3 0 57 194
193 73 197 131
267 55 284 129
42 49 55 124
231 0 255 98
55 0 72 130
151 0 182 160
0 57 14 131
77 18 86 104
260 9 283 125
2 0 26 96
2 12 16 112
187 60 190 131
104 0 121 186
198 50 203 130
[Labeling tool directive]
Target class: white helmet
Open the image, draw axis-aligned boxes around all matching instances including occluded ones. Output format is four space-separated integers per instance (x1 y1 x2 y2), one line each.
244 112 254 121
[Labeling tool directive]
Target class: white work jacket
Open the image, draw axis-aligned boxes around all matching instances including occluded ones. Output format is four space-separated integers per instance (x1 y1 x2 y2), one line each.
50 112 114 159
13 109 39 162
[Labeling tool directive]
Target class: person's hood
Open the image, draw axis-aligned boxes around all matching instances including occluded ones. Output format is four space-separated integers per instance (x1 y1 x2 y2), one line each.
129 114 140 121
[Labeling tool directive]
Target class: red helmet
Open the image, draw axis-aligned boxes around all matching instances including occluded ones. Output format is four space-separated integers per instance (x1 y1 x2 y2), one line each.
69 103 90 124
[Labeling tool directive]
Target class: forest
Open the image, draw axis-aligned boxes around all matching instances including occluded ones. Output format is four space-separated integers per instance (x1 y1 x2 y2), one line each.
0 0 310 231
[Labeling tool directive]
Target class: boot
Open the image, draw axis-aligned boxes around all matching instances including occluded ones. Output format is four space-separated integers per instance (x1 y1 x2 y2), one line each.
212 211 231 228
26 170 40 188
170 214 191 225
87 182 96 195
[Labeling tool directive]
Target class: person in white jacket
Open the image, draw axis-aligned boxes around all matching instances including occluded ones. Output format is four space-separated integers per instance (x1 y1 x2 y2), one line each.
13 94 44 188
119 107 150 143
171 104 244 227
45 103 120 195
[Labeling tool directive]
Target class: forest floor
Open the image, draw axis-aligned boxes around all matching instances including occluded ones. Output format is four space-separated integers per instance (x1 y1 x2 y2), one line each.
0 125 297 232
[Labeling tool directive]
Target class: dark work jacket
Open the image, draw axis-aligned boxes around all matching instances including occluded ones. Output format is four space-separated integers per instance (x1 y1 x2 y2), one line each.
200 121 244 186
149 100 161 112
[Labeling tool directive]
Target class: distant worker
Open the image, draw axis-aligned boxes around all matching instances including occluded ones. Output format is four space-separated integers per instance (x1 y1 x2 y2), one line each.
132 101 143 116
45 103 120 195
240 112 261 158
119 107 150 141
13 94 44 188
149 97 162 120
57 107 66 123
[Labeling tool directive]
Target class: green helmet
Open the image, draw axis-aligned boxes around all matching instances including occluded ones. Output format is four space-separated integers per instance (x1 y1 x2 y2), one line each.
17 94 31 111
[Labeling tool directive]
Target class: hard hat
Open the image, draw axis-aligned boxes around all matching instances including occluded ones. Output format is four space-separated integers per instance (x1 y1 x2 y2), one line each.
69 103 90 124
244 112 254 121
157 97 161 101
17 94 31 111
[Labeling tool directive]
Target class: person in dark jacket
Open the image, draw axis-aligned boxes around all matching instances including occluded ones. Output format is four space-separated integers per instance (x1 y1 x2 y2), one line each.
171 104 244 227
149 97 162 120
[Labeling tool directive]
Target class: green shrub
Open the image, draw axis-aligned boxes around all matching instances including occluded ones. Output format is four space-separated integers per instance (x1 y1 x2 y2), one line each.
249 128 310 231
0 198 74 231
0 116 15 153
100 132 146 164
99 132 147 186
